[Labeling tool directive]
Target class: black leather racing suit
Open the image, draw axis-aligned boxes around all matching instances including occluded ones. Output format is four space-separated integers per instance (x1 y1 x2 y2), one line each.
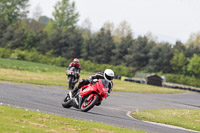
72 72 113 95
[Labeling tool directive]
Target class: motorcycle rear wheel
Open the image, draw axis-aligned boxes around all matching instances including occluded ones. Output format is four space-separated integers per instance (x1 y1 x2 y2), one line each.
62 94 72 108
80 94 99 112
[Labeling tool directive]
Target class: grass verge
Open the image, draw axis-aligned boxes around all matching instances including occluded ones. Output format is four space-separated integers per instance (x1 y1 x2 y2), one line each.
0 105 143 133
131 109 200 131
0 58 186 93
113 80 186 93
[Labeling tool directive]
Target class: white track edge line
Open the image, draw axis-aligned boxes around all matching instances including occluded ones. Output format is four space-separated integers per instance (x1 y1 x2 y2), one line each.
126 111 200 133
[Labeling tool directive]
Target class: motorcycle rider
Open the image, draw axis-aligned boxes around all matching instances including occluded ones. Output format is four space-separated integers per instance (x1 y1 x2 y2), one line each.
69 69 114 99
67 58 81 82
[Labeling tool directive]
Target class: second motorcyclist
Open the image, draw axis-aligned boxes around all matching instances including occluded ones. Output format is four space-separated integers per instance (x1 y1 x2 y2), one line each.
66 58 81 83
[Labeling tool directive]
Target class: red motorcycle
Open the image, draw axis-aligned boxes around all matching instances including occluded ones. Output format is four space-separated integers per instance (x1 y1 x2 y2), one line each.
62 79 110 112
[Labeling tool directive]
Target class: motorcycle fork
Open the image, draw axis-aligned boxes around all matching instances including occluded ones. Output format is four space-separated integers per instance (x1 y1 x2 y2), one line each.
78 95 82 109
71 95 82 109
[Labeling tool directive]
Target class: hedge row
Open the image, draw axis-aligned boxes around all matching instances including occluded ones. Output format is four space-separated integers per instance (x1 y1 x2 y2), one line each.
79 59 133 76
0 48 134 77
0 48 68 66
165 74 200 87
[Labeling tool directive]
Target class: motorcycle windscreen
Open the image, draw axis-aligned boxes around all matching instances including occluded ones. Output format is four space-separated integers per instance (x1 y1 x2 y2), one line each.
69 67 76 71
97 79 109 94
100 79 110 89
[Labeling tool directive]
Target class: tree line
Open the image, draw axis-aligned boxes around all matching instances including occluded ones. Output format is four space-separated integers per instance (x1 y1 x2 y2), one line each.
0 0 200 80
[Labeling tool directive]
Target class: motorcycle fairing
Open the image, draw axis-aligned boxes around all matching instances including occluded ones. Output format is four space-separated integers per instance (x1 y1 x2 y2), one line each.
80 79 109 102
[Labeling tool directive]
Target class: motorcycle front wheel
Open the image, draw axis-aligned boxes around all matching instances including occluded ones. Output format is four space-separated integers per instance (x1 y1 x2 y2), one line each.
80 94 99 112
68 76 73 89
69 77 76 90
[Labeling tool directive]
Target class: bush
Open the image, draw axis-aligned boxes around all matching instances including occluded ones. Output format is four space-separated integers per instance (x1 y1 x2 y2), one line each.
0 48 12 58
187 54 200 76
0 48 134 77
79 59 134 77
54 56 68 67
165 74 200 87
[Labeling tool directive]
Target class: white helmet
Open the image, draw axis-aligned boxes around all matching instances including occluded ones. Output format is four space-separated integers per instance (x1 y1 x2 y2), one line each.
104 69 114 82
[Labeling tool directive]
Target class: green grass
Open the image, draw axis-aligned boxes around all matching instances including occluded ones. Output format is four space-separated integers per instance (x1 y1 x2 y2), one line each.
0 105 144 133
113 80 186 93
0 58 65 72
0 58 186 93
131 109 200 131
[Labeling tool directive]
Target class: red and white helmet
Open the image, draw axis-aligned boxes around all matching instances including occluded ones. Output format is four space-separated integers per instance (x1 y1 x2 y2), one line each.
73 58 79 63
104 69 114 82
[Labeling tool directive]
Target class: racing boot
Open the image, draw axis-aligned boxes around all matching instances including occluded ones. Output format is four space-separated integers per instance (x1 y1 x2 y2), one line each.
70 79 90 98
69 86 79 99
71 86 79 97
69 91 73 99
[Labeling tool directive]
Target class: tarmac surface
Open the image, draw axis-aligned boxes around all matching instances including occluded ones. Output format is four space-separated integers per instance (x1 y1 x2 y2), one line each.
0 81 200 133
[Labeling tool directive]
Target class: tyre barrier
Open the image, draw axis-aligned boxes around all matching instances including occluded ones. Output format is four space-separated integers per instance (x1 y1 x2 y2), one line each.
125 78 145 84
114 75 121 80
162 84 200 93
124 78 200 93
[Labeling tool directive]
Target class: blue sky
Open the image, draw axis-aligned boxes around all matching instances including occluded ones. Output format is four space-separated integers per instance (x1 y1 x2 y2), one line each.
28 0 200 44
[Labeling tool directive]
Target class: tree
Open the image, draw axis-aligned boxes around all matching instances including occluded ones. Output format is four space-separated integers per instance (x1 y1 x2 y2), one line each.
0 0 29 25
0 18 7 46
22 30 37 50
77 19 93 60
38 16 50 25
102 21 115 34
184 44 200 58
112 34 133 65
0 0 29 48
78 19 92 60
170 50 188 74
186 32 200 46
81 38 92 60
43 20 56 35
147 43 173 73
125 36 155 71
173 40 185 53
39 29 83 59
79 18 92 40
26 19 45 33
61 30 83 59
52 0 79 30
113 21 132 43
1 23 27 49
90 28 115 64
187 54 200 77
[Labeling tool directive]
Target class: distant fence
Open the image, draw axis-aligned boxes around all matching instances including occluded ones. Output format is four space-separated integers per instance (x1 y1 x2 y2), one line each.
114 75 121 80
124 77 200 93
124 78 145 84
162 83 200 93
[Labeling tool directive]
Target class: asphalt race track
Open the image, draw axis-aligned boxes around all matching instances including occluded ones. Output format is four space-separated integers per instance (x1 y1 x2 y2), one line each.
0 81 200 133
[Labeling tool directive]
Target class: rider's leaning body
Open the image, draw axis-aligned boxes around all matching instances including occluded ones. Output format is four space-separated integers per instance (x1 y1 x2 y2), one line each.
70 69 114 99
